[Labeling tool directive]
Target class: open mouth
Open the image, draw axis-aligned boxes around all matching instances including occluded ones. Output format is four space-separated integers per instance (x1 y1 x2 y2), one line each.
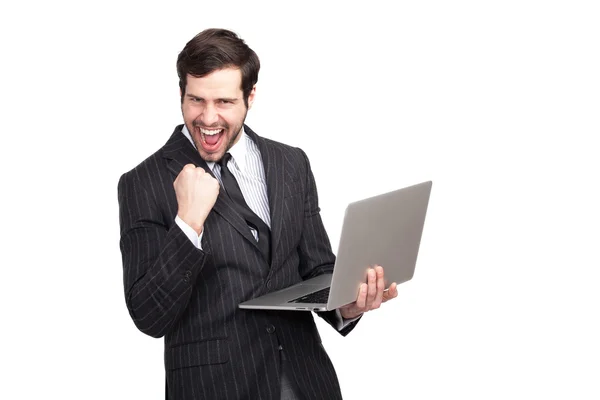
198 127 225 150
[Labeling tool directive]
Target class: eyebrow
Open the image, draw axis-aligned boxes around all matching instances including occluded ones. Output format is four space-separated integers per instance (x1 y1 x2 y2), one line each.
186 94 239 102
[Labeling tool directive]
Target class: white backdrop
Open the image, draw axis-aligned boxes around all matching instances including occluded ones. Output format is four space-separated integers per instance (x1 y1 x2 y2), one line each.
1 1 599 399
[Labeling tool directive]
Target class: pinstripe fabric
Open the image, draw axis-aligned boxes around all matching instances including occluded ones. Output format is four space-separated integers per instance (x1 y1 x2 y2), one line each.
118 125 359 399
280 351 301 400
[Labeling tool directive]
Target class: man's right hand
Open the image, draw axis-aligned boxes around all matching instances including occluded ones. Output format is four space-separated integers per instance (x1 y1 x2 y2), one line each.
174 164 220 235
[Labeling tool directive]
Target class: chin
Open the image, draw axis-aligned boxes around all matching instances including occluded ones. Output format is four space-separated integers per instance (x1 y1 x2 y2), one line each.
201 150 224 163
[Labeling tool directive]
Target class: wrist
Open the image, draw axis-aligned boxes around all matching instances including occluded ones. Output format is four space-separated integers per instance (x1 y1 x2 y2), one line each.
191 224 203 235
177 212 204 235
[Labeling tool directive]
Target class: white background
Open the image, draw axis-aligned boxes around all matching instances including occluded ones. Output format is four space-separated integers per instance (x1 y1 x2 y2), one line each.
1 1 599 399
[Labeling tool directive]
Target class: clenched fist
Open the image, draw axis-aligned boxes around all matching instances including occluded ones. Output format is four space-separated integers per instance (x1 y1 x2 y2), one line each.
174 164 220 234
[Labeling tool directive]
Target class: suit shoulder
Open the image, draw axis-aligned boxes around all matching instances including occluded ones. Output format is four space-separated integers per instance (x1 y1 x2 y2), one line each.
245 124 309 164
118 146 169 191
119 125 184 184
262 137 311 167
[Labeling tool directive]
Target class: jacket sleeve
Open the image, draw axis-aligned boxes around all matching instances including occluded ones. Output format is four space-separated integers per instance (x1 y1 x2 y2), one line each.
295 149 361 336
117 170 208 338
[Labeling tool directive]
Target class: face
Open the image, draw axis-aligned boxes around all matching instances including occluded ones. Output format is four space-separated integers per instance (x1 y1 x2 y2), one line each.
181 68 255 162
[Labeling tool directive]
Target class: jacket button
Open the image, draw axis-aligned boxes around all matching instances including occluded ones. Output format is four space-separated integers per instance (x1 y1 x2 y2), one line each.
266 279 272 290
185 270 192 278
266 324 276 334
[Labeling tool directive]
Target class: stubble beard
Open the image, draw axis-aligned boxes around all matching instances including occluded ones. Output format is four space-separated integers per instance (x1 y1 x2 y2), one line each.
185 120 243 163
183 109 248 163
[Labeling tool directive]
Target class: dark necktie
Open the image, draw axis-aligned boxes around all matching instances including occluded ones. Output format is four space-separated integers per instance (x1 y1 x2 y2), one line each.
217 153 271 263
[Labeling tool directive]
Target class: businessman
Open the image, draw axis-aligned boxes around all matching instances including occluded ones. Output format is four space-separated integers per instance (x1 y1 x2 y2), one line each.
117 28 398 399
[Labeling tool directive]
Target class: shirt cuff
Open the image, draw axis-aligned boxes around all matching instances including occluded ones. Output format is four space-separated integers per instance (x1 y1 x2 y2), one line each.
175 216 204 250
334 309 361 331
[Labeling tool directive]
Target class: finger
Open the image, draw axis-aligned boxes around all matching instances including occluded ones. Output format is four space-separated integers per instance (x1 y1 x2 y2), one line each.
176 164 197 184
183 163 196 173
383 282 398 302
365 268 377 309
356 283 368 309
389 282 398 298
340 302 360 320
372 265 385 309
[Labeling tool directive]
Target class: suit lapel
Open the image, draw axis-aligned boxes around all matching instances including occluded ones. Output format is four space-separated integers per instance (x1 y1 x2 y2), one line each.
244 126 287 267
162 125 261 253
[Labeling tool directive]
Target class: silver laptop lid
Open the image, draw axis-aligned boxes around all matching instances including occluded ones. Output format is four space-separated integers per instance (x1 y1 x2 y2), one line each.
326 181 432 310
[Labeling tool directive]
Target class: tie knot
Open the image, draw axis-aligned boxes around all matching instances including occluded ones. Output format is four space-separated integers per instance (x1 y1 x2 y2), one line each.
218 153 232 168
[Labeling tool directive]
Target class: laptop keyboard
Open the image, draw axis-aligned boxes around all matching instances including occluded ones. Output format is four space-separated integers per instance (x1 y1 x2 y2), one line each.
289 287 330 304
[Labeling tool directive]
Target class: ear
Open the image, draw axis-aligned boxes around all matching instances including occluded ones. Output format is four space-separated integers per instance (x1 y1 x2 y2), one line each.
247 86 257 109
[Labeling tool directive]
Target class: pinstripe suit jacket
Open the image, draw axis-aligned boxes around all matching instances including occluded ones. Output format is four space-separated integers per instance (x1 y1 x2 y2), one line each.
118 125 359 399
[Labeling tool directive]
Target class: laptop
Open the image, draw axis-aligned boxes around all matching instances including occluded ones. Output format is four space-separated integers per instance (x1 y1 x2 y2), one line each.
238 180 432 312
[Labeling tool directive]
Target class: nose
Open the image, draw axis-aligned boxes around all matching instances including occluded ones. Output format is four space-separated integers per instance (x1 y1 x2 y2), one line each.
200 103 219 126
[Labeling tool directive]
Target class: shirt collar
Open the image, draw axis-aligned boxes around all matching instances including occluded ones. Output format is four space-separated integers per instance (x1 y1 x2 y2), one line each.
181 125 249 172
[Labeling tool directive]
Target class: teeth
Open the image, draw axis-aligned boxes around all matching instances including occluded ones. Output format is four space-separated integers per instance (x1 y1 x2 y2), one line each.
200 128 222 136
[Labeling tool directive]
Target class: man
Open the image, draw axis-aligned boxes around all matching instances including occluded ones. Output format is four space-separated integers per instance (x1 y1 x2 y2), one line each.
118 28 398 399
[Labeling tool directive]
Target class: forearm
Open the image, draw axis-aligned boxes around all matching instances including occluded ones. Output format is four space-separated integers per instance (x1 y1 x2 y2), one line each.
296 150 336 280
294 149 361 335
121 224 207 338
118 172 207 338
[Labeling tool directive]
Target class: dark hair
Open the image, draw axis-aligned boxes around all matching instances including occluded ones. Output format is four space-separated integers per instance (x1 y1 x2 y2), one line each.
176 28 260 107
